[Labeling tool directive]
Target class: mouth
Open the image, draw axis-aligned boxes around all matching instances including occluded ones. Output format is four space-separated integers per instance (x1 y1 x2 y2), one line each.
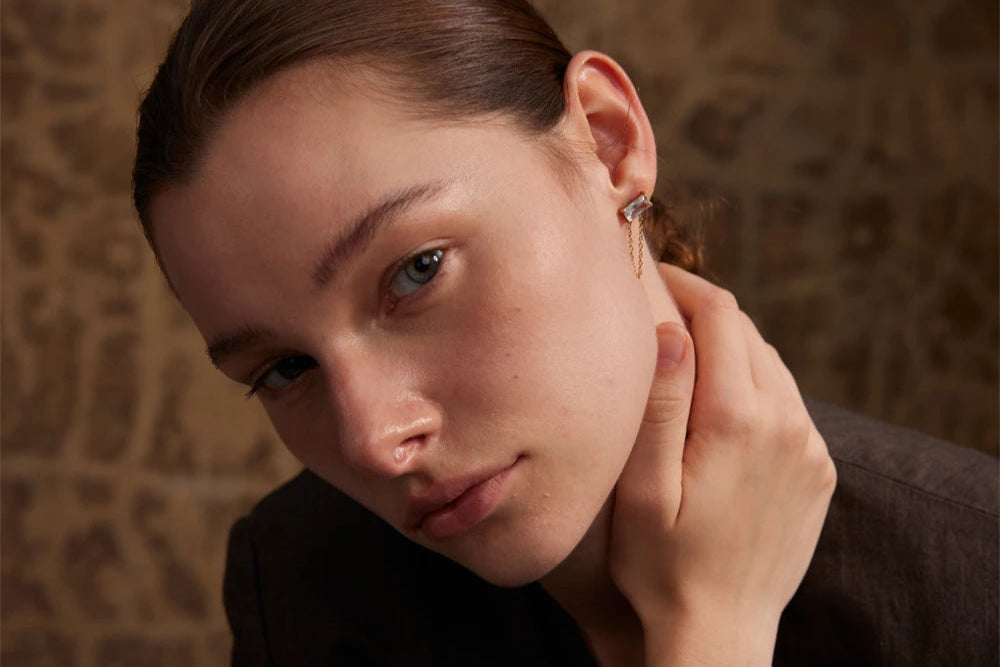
406 456 521 541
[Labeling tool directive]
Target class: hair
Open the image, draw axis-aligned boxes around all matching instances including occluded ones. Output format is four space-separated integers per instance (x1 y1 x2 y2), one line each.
132 0 704 273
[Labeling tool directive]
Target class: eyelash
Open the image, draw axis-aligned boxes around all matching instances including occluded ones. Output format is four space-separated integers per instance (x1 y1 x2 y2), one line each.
383 247 445 313
244 247 449 399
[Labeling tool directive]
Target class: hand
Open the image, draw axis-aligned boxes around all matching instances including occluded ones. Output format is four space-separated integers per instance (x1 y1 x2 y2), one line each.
609 264 837 666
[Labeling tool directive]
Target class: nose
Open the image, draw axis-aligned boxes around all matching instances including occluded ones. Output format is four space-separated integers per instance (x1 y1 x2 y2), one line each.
325 347 442 478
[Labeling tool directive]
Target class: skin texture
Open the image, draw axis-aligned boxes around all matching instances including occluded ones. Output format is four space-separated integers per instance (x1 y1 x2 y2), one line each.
613 268 836 666
151 54 681 588
150 51 836 666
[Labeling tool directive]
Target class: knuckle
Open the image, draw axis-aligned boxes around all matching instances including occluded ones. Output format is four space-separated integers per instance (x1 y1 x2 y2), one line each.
642 392 690 427
707 287 740 312
785 409 813 445
822 460 838 493
809 460 838 503
802 432 837 494
817 448 838 492
713 401 759 438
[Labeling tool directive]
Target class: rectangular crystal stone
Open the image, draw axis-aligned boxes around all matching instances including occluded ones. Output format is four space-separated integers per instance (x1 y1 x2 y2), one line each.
622 194 652 222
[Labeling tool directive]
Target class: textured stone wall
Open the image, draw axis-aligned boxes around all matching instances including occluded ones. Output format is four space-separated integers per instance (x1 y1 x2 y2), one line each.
1 0 996 665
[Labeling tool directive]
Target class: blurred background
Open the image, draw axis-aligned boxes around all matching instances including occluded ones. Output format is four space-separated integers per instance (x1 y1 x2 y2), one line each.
2 0 996 665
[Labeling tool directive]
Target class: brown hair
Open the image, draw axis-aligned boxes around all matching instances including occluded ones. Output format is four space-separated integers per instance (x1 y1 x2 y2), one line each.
132 0 703 272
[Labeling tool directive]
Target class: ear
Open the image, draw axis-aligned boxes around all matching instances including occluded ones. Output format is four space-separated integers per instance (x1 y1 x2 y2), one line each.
560 51 657 200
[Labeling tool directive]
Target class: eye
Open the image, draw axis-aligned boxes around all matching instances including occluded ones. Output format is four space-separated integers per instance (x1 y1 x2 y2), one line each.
247 355 317 397
388 248 444 299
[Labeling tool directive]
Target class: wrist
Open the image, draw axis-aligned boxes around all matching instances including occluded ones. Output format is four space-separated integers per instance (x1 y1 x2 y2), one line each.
640 602 780 667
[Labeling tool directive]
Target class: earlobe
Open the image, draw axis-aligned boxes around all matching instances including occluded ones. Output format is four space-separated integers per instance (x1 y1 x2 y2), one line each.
561 51 657 198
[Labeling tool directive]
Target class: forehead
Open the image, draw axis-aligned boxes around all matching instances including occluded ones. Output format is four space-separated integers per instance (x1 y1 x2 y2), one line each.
194 61 523 190
197 64 413 206
147 63 552 335
159 61 527 236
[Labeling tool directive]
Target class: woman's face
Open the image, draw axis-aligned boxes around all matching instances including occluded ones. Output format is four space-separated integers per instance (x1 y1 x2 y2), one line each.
152 64 661 586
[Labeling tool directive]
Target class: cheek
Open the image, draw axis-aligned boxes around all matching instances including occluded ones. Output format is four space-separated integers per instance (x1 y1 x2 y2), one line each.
262 398 339 471
265 402 387 515
421 273 657 583
439 229 658 454
260 388 364 496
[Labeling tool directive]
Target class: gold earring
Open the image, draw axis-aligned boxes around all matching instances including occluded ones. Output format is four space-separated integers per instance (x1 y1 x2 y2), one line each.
620 193 652 278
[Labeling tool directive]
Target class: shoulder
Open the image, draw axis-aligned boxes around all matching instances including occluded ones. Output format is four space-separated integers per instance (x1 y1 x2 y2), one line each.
807 398 997 516
776 399 998 666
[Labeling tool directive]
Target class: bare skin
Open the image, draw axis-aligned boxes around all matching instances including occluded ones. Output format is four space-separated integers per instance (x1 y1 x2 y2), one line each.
150 49 835 666
539 268 835 667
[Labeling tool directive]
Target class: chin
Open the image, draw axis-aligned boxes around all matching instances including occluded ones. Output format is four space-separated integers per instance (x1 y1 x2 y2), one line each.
444 510 603 588
462 550 564 588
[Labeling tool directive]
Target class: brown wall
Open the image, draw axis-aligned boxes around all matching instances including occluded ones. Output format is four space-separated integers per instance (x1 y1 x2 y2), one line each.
2 0 996 665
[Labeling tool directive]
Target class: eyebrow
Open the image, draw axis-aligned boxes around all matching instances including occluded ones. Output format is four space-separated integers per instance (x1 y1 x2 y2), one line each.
311 180 448 290
206 181 448 369
206 324 279 369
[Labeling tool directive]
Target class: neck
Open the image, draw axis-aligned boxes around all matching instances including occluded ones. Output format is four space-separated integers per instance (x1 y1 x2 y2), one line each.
540 493 645 667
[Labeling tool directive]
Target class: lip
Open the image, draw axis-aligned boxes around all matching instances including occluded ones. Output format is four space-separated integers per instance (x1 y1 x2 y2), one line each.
406 457 521 541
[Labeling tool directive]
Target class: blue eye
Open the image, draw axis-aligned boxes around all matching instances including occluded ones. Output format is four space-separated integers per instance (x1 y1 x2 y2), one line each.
389 249 443 298
249 355 317 396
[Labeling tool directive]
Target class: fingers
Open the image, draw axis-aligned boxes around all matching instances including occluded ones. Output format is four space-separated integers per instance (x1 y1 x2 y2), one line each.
739 312 786 393
658 264 813 446
658 264 755 428
616 322 695 523
737 312 810 423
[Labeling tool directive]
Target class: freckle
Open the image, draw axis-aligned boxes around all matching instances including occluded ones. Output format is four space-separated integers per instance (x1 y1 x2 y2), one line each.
505 352 511 358
513 374 519 379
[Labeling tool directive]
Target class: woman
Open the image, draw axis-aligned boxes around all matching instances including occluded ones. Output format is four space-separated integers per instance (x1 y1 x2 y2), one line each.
132 1 996 665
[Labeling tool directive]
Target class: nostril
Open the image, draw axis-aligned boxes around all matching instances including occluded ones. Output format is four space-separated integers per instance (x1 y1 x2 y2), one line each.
340 409 437 476
392 436 424 466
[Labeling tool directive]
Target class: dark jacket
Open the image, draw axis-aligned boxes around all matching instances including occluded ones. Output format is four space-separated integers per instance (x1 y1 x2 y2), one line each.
224 401 999 666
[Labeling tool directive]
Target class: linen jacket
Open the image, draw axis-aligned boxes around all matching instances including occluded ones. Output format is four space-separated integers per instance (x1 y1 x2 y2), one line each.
224 400 999 666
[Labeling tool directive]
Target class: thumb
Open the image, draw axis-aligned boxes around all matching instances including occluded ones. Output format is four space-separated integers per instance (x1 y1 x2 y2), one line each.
617 322 695 520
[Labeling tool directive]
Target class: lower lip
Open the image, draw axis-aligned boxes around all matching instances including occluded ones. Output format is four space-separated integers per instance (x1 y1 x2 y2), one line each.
420 460 518 541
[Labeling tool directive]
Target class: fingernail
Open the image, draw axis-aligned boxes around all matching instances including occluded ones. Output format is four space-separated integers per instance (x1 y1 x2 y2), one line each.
656 322 687 369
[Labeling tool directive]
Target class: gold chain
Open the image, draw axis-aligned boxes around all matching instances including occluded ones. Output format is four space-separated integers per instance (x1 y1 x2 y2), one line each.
626 215 644 279
626 215 636 276
636 215 644 279
621 194 650 279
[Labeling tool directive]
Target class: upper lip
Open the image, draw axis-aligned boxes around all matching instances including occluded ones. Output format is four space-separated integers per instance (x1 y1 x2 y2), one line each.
404 458 519 531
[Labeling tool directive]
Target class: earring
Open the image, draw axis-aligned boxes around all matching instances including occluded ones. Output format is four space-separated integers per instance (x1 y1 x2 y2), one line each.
620 193 652 278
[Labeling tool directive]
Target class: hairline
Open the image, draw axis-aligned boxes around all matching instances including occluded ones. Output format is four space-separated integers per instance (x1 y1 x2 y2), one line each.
143 56 591 288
